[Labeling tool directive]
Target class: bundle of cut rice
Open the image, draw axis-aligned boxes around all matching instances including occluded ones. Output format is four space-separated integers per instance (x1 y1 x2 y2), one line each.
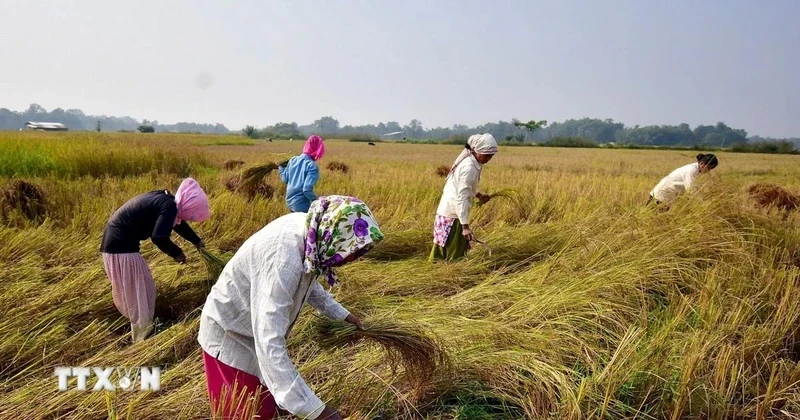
196 246 228 289
238 160 289 197
315 318 449 386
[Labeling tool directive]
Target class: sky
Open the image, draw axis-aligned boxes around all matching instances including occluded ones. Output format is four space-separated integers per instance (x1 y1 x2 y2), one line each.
0 0 798 137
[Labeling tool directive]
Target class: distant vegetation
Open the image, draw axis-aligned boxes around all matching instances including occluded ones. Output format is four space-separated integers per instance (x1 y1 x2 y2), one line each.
0 104 229 134
542 137 600 148
2 104 797 153
241 116 798 152
731 140 798 154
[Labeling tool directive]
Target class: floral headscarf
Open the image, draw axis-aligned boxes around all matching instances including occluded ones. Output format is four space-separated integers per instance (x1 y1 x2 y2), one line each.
304 195 384 286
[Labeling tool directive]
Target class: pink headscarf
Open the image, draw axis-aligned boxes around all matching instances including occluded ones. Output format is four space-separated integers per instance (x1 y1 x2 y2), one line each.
303 135 326 161
174 178 210 226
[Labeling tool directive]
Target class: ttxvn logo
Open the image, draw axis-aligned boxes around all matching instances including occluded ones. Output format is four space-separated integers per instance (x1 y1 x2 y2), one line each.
55 367 161 391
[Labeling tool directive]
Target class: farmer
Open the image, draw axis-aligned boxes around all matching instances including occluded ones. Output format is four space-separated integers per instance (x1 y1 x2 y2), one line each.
279 135 325 213
648 153 719 208
198 195 384 420
100 178 210 343
430 133 498 261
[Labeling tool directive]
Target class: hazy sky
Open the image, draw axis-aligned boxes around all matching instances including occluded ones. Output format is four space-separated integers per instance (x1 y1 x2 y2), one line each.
1 0 798 136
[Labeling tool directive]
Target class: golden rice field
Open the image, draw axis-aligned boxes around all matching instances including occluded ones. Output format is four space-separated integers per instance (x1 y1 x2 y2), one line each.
1 131 800 419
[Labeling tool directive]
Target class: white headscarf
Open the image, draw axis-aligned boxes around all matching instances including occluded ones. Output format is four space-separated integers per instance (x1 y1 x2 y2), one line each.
449 133 498 176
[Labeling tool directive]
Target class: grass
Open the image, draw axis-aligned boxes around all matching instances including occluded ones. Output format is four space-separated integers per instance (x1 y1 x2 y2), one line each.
0 132 800 418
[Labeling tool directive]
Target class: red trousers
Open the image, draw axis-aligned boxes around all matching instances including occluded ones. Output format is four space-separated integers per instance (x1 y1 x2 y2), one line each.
203 351 277 419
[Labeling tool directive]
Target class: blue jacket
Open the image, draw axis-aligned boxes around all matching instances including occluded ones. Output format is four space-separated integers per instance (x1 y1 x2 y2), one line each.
279 154 319 212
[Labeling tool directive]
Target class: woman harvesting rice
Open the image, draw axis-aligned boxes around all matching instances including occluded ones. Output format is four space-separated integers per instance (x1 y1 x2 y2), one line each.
279 135 326 213
100 178 210 343
430 133 498 261
198 195 384 420
648 153 719 208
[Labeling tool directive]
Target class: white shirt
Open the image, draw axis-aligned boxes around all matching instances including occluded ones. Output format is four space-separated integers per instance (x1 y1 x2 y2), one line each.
198 213 350 419
436 155 482 224
650 162 700 204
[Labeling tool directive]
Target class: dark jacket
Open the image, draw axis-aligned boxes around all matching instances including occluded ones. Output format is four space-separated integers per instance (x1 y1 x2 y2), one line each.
100 190 200 258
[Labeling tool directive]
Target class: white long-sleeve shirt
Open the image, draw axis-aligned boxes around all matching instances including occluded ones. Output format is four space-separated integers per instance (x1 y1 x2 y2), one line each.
436 155 482 224
198 213 350 419
650 162 700 204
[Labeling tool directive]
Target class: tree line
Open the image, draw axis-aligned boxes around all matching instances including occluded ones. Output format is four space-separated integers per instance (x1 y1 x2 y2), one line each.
2 104 797 150
0 104 229 134
243 116 799 150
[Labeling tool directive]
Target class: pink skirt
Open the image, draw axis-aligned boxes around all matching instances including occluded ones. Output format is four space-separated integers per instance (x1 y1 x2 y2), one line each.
203 351 278 419
101 252 156 330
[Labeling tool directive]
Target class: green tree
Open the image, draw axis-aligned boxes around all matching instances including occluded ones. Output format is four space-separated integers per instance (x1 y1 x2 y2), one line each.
271 122 301 137
404 119 423 139
242 125 256 138
313 116 340 134
514 119 548 142
137 125 155 133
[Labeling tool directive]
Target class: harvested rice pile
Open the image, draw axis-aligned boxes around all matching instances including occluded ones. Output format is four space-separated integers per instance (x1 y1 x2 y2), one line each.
223 159 245 171
222 173 241 192
435 165 450 177
222 173 275 201
327 161 350 174
0 179 48 223
747 183 799 211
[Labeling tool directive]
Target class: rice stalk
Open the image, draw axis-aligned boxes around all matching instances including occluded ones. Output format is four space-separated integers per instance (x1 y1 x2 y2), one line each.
475 188 518 207
196 246 228 288
211 381 262 420
487 188 518 200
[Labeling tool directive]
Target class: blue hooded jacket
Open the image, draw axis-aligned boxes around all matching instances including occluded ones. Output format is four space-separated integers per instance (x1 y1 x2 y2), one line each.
279 154 319 212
